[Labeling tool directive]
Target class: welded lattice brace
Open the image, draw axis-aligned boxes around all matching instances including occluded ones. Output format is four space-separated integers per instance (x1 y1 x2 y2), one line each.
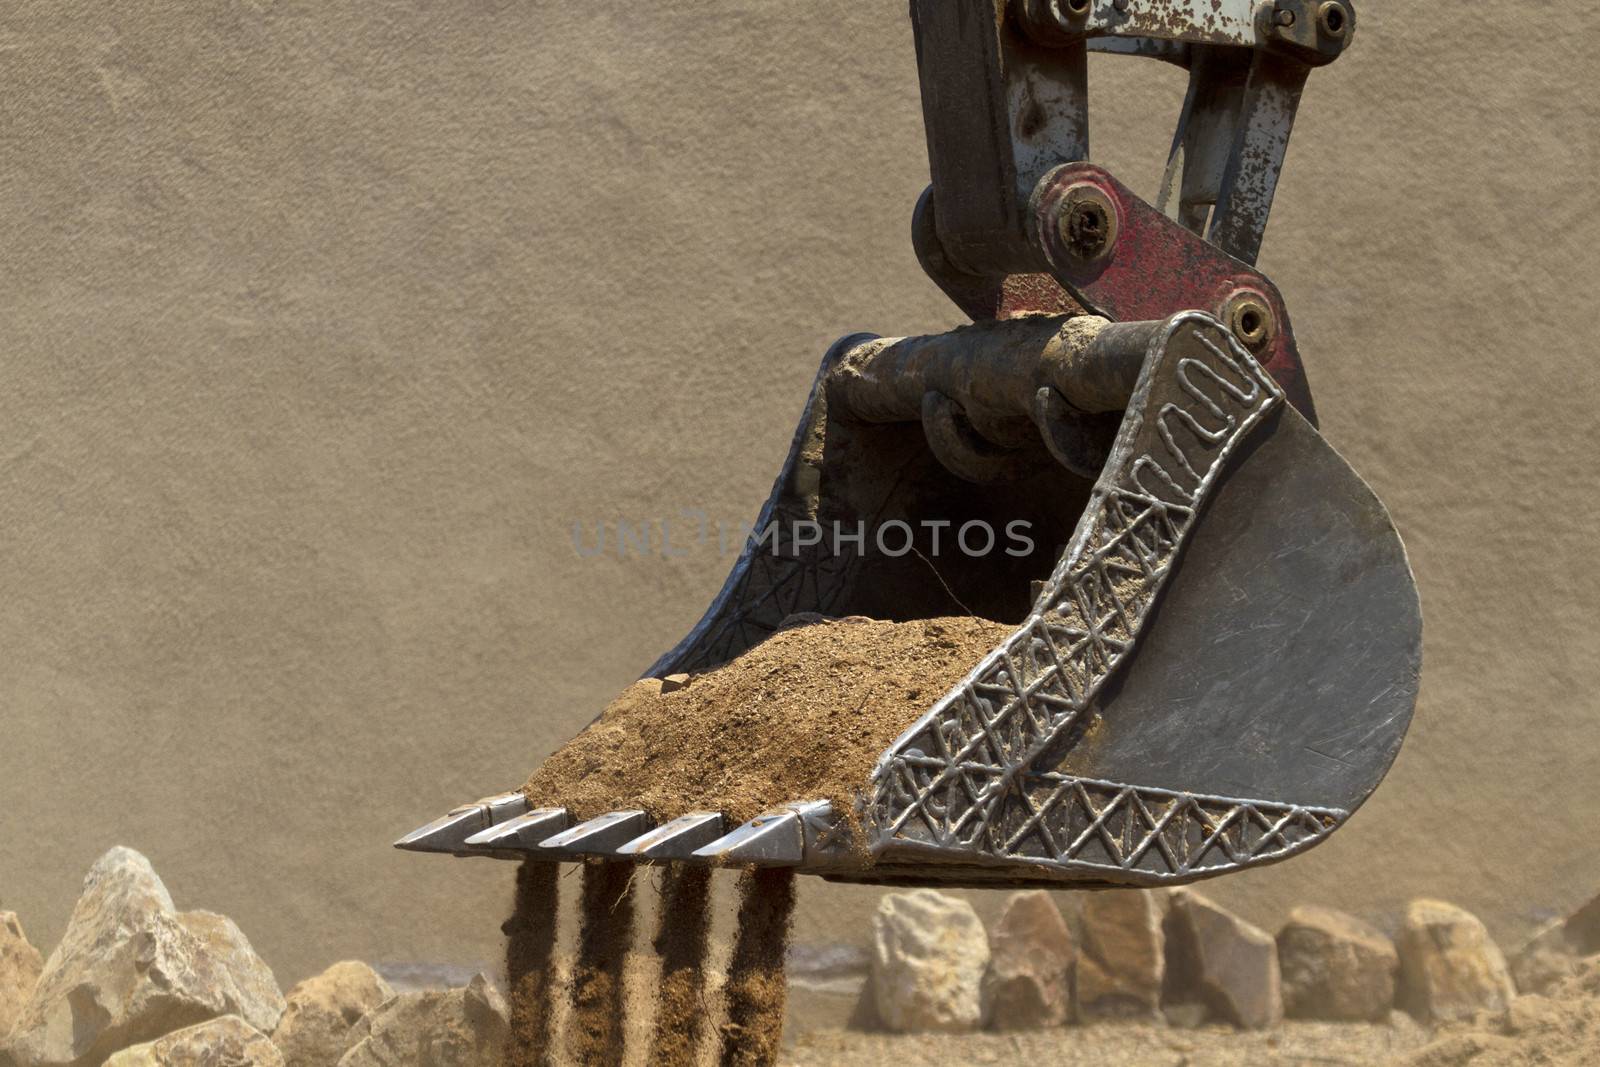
868 313 1325 876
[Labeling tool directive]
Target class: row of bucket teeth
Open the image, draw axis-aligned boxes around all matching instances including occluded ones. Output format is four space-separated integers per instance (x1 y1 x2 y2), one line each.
393 793 830 867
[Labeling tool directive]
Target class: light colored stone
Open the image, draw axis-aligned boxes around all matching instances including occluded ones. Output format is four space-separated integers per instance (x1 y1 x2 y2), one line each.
1396 898 1515 1023
0 847 286 1067
1074 889 1164 1020
869 890 989 1033
984 891 1073 1030
1166 889 1282 1029
104 1015 283 1066
174 911 286 1035
1276 905 1398 1021
271 962 394 1067
0 912 44 1039
336 975 505 1067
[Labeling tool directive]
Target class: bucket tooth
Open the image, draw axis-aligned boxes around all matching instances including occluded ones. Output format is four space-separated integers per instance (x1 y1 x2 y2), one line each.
394 792 529 855
463 807 571 852
615 812 726 860
692 802 829 867
537 810 651 857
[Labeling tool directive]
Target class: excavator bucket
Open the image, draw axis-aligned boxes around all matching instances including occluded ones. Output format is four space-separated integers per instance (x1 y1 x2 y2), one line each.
398 0 1418 893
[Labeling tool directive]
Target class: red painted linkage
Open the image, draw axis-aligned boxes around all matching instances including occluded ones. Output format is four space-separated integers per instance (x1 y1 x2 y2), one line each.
1031 162 1317 424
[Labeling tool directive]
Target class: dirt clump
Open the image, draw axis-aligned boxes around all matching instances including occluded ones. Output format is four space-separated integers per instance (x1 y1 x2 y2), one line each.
522 615 1011 822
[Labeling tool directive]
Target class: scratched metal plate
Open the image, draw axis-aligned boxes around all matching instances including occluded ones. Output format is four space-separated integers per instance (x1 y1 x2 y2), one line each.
1055 402 1421 812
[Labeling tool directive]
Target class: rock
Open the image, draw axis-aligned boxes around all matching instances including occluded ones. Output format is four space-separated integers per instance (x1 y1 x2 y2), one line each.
0 847 286 1067
104 1015 283 1066
1165 889 1282 1029
983 891 1073 1030
1074 889 1164 1020
271 962 394 1067
1396 899 1516 1023
1276 905 1398 1021
869 890 989 1033
336 974 506 1067
175 911 286 1034
0 913 44 1039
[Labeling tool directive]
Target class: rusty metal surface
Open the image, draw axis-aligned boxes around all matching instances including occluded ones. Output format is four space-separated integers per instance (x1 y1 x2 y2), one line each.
829 314 1148 485
1206 49 1309 264
910 0 1088 278
1018 0 1261 48
1052 397 1421 811
829 314 1131 424
1033 161 1317 422
1157 46 1251 233
913 1 1356 323
911 186 1083 321
1017 0 1355 61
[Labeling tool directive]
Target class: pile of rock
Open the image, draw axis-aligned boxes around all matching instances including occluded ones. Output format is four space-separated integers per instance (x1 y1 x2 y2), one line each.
9 845 1600 1062
0 848 506 1067
867 884 1600 1036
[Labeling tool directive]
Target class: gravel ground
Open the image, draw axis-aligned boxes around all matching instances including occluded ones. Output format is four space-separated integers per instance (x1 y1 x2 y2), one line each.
781 1020 1431 1067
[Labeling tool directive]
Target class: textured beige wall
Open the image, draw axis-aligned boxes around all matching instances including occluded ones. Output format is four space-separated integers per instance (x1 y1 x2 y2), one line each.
0 1 1595 985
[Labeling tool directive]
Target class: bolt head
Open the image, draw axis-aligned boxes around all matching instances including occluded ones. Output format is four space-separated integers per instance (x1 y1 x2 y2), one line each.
1055 185 1118 263
1317 1 1349 37
1226 296 1274 351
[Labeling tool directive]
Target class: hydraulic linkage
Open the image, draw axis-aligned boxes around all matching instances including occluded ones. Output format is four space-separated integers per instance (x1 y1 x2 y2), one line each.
399 0 1420 895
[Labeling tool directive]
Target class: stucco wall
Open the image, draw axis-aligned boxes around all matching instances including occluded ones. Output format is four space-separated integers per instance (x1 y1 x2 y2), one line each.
1 2 1595 983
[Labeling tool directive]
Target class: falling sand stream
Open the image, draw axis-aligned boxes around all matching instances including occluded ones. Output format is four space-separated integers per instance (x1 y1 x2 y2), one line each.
504 862 560 1066
504 616 997 1064
503 862 798 1066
